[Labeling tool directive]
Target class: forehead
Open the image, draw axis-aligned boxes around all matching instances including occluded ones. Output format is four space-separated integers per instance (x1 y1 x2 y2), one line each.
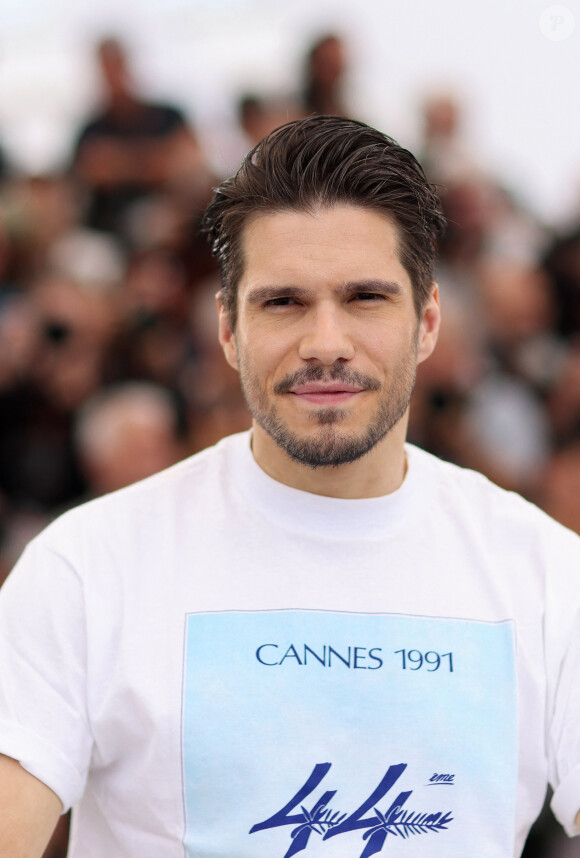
238 205 410 293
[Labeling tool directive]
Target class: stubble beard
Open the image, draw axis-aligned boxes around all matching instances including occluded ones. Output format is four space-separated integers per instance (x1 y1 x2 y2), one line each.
237 338 419 469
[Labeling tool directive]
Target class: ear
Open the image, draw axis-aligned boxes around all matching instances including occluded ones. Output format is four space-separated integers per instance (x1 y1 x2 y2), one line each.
416 283 441 365
216 289 239 371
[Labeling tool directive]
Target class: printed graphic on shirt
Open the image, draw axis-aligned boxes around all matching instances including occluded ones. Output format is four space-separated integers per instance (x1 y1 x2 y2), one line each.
181 610 516 857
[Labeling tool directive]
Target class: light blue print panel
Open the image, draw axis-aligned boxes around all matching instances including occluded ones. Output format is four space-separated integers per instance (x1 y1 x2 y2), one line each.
181 610 517 857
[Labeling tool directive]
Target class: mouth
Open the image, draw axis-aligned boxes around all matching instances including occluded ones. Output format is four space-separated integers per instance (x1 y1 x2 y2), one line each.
289 383 363 406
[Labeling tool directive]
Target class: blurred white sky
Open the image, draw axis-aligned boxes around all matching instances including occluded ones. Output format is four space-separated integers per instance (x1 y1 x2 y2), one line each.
0 0 578 223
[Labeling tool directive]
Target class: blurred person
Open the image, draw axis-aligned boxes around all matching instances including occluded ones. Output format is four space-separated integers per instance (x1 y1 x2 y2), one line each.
2 172 128 298
484 185 548 267
238 94 301 149
422 97 545 283
0 209 26 299
238 95 275 146
0 299 82 516
121 184 219 291
420 92 478 187
475 259 562 388
1 175 82 284
302 33 348 116
0 115 580 858
121 247 189 320
30 273 120 411
456 260 557 496
437 176 496 269
48 228 125 293
542 227 580 340
75 382 184 497
112 247 195 387
541 441 580 535
408 284 544 495
185 274 251 452
0 273 119 523
434 181 552 490
547 342 580 445
0 295 47 572
409 287 482 459
72 37 208 239
0 140 7 183
8 176 79 260
0 293 38 392
0 292 79 577
0 506 52 589
464 371 551 497
419 93 545 270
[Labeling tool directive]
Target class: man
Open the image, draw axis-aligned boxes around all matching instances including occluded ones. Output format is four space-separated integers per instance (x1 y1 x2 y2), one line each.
1 116 579 857
72 37 206 238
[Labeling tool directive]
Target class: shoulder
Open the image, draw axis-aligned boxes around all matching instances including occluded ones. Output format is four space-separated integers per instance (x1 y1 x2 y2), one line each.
74 111 112 143
407 444 580 557
40 432 246 550
137 101 187 133
152 102 186 124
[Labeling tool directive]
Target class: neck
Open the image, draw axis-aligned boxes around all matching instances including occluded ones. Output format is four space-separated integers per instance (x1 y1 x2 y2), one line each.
250 419 409 499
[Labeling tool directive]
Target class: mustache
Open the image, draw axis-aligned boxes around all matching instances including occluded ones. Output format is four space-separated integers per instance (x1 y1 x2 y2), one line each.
274 364 381 394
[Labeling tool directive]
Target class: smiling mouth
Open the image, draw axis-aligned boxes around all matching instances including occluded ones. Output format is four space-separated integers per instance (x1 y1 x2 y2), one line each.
274 366 381 402
289 384 363 406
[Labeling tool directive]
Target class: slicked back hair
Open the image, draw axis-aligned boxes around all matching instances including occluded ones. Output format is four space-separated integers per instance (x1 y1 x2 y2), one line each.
201 115 445 328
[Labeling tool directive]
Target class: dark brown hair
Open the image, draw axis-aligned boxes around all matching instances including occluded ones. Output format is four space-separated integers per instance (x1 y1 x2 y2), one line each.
202 115 445 327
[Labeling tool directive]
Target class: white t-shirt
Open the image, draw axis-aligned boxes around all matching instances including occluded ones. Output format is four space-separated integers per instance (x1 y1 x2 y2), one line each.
0 432 579 858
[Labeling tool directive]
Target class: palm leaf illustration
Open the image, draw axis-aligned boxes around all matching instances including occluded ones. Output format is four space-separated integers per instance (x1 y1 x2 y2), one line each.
363 807 453 840
290 805 347 839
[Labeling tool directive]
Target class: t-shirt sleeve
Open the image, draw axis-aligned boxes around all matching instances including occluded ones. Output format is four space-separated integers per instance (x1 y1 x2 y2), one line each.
0 535 93 811
549 605 580 836
545 524 580 836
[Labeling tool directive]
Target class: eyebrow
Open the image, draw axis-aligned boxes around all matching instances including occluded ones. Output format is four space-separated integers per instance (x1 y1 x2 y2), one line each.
245 279 404 305
342 279 404 297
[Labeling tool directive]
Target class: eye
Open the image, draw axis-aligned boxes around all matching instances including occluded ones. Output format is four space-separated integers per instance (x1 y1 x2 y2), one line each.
264 296 298 307
353 292 385 302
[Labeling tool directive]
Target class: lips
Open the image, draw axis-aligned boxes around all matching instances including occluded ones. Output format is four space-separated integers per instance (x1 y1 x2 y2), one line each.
290 383 363 405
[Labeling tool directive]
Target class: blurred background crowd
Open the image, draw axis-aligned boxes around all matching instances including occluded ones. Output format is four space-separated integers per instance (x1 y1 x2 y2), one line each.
0 15 579 858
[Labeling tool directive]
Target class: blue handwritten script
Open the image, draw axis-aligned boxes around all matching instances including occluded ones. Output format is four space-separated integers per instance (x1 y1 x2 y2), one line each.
428 772 455 785
250 763 453 857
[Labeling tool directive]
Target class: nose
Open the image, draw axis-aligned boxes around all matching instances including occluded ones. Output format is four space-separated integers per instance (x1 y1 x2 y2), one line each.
297 303 355 365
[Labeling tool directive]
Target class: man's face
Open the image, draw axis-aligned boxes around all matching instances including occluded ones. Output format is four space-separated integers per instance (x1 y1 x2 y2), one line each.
219 205 439 475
